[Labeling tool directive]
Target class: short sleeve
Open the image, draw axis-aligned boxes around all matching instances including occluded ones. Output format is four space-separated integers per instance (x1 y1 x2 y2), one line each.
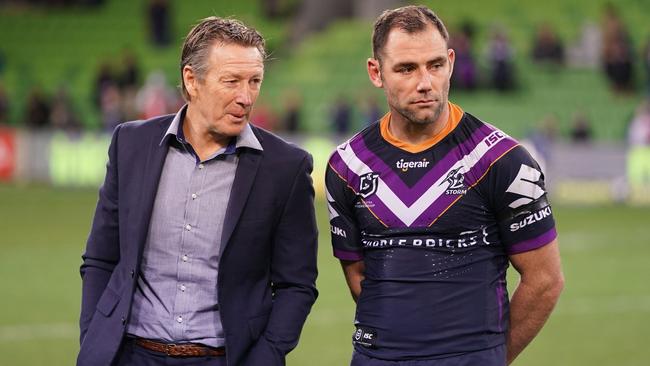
326 153 363 261
487 146 557 255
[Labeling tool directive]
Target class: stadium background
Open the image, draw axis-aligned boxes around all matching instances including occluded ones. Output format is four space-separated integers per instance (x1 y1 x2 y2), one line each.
0 0 649 365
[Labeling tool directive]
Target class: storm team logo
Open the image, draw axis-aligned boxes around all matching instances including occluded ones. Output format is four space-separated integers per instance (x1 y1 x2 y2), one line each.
359 172 379 198
440 166 467 195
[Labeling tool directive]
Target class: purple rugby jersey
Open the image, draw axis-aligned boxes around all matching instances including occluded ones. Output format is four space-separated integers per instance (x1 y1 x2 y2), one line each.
326 107 557 361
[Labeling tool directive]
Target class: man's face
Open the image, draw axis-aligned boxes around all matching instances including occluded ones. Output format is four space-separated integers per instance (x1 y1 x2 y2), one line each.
185 42 264 137
368 25 454 126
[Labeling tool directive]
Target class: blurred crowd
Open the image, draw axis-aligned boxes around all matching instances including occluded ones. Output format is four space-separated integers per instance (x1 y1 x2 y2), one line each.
449 4 646 95
0 2 649 146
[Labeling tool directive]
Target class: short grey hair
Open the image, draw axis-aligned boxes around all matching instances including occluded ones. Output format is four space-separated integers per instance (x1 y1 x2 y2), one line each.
179 16 266 101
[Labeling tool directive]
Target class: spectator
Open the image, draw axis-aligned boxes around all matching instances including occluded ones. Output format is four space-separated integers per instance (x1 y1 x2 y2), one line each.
25 87 51 129
486 27 516 91
570 110 593 143
450 21 478 90
135 70 176 119
148 0 171 47
50 86 81 132
100 84 123 132
93 61 117 109
567 21 602 68
331 96 352 136
527 113 559 164
0 82 8 125
628 99 650 146
643 38 650 96
282 90 302 133
362 95 382 126
531 23 565 66
250 100 277 131
118 48 140 90
0 50 6 75
601 3 635 93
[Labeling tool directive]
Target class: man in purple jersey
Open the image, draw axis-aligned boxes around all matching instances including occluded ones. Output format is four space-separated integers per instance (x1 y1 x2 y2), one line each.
325 5 564 366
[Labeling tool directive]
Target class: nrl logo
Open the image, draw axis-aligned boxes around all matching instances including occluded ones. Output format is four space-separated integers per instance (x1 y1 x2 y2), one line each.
359 172 379 198
440 166 467 195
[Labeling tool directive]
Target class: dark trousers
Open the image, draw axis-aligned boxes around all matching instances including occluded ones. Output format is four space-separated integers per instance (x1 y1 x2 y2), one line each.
113 339 227 366
351 345 506 366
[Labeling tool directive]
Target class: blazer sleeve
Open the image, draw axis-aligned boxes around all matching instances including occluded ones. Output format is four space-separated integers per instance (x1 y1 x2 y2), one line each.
261 153 319 355
79 124 122 344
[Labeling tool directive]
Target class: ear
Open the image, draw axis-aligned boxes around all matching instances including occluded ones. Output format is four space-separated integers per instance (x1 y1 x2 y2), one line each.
367 58 383 88
183 65 198 99
447 48 456 79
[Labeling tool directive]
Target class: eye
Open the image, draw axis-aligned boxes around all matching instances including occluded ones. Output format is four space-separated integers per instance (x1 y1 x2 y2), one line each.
397 66 414 74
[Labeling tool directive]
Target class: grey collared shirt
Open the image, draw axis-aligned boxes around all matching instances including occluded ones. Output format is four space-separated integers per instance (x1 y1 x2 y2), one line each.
127 106 262 347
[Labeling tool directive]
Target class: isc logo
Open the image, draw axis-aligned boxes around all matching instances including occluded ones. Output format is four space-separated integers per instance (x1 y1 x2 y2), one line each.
353 327 377 347
484 131 505 147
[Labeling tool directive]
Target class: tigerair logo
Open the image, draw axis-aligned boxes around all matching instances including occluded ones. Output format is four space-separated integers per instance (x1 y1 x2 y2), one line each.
396 158 430 172
440 166 467 195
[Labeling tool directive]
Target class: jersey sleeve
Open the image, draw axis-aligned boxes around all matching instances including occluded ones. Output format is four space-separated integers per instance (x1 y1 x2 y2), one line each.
487 145 557 255
325 152 363 261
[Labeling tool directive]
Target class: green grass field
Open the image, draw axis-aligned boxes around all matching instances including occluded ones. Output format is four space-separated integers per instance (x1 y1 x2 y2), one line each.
0 184 649 365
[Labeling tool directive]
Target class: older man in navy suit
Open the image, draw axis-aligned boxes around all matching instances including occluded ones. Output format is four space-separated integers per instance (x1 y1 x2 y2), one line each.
78 17 318 366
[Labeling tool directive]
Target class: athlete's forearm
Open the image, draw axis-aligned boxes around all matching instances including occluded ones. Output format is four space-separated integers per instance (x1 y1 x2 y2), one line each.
506 274 564 364
341 260 365 303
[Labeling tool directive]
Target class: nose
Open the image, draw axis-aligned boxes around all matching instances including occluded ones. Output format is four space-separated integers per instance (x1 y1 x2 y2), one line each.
415 69 433 94
235 84 254 107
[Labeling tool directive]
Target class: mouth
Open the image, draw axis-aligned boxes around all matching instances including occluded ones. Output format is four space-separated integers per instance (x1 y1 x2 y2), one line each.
412 99 437 106
228 112 247 121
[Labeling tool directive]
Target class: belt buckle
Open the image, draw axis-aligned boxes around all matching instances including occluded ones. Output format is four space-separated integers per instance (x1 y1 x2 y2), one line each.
165 343 177 356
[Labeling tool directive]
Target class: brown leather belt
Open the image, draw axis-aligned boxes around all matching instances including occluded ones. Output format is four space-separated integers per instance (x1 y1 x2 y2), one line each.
134 338 226 357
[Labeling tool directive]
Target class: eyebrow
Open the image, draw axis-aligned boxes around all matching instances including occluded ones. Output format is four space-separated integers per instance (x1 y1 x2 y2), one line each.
428 56 447 65
220 71 264 80
392 56 447 70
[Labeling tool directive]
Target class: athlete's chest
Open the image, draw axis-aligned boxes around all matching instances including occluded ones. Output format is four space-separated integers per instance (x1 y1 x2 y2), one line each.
351 139 495 233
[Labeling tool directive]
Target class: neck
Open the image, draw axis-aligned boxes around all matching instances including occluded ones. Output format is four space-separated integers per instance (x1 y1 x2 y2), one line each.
388 104 450 145
184 104 231 161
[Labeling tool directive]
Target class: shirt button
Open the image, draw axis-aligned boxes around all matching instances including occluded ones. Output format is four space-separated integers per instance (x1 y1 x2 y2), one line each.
185 224 192 231
191 193 198 200
176 316 183 323
180 284 186 292
182 255 188 262
198 164 204 170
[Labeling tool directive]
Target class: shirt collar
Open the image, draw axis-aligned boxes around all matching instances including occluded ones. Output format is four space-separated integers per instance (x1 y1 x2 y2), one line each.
160 104 263 152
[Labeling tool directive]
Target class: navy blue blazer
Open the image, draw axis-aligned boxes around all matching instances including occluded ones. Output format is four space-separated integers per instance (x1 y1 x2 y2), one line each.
78 114 318 366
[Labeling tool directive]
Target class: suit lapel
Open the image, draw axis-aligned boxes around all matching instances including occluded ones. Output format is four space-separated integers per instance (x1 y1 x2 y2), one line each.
220 149 262 256
133 122 169 258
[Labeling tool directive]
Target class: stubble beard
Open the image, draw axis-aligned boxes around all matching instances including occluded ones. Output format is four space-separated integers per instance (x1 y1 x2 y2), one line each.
399 97 445 126
391 81 450 127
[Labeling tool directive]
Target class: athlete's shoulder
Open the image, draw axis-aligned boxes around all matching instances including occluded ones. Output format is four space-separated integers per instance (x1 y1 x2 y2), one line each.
460 112 521 142
328 121 379 164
